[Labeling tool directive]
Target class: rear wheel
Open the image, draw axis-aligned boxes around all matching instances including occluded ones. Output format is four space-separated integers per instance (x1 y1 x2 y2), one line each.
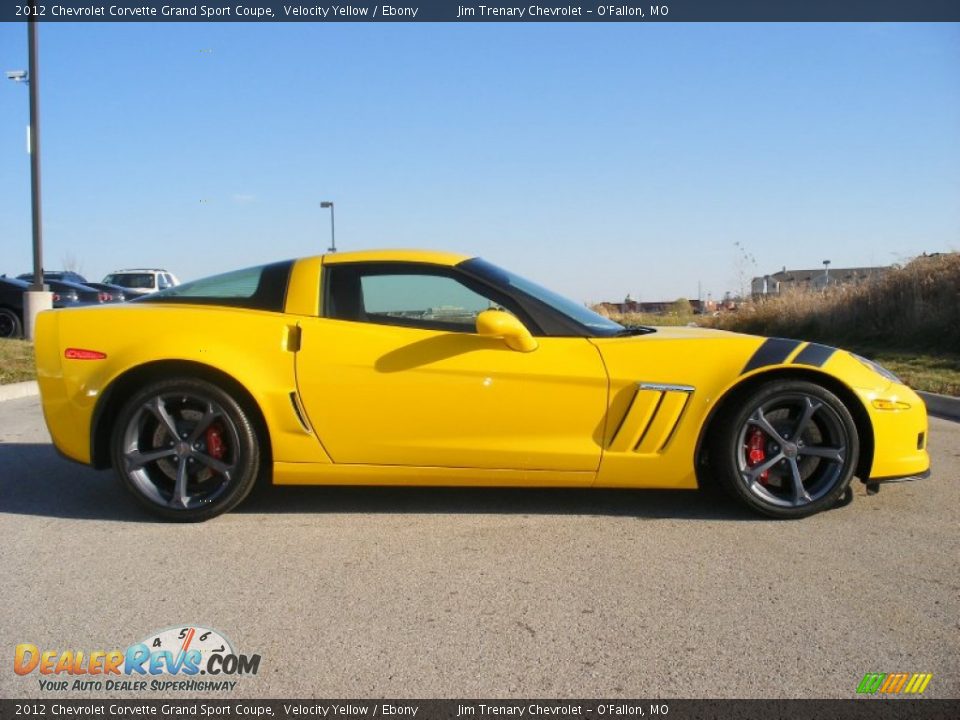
111 378 262 521
0 308 23 339
709 380 859 518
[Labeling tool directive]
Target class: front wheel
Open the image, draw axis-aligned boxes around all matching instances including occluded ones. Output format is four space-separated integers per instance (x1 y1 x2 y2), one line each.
111 378 262 521
709 380 859 519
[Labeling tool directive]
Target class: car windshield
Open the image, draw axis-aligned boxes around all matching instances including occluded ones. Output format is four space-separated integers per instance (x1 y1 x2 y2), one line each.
460 258 627 337
104 273 155 289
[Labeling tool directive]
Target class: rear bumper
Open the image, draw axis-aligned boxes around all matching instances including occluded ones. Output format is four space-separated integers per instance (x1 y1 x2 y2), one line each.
35 310 93 465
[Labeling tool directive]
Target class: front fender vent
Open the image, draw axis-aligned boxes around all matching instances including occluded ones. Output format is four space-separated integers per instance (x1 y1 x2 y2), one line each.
608 383 694 455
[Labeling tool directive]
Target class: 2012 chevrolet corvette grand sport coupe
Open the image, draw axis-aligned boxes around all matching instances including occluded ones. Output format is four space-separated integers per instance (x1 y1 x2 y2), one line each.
35 250 930 521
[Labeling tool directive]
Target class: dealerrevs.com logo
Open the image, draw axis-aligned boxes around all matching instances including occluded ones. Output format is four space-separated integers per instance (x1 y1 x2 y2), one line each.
14 625 261 692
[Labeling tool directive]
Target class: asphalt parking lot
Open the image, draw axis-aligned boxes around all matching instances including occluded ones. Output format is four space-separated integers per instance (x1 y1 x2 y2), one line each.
1 395 957 699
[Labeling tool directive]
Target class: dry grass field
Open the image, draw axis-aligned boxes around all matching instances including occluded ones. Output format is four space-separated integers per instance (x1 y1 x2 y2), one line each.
599 253 960 396
706 252 960 351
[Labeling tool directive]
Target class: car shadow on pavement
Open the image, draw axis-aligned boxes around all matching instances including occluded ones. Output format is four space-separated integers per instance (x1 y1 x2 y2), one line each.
237 484 760 521
0 442 760 522
0 443 155 522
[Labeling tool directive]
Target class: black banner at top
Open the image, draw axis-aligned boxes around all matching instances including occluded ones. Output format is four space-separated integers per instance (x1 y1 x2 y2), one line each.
3 0 960 22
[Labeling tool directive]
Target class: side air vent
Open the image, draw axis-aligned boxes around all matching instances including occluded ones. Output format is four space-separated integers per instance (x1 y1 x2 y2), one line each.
608 383 694 455
289 391 312 433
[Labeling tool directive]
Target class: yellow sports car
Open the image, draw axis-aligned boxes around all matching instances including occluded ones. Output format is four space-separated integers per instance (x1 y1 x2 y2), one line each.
35 249 930 521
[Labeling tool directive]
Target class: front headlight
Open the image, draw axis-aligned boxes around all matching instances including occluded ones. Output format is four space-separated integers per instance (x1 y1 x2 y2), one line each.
853 354 902 384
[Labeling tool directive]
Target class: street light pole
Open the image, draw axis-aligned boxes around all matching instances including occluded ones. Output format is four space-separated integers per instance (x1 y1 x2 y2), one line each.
320 201 336 253
28 10 44 294
13 7 53 340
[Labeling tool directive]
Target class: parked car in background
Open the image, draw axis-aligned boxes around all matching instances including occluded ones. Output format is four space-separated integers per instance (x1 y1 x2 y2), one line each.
16 270 89 285
102 269 180 297
0 275 94 338
16 274 106 305
16 271 130 302
83 282 133 302
17 271 115 303
0 277 29 338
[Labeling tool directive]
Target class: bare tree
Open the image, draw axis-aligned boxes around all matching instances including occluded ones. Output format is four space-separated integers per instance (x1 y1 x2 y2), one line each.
732 241 757 300
61 251 83 276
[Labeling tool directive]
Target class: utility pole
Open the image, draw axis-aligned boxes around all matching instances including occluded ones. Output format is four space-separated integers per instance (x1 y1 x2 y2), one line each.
17 8 53 339
28 12 44 292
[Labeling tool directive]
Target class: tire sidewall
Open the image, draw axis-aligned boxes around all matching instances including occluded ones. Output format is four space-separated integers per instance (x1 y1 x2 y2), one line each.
0 308 23 339
111 377 261 521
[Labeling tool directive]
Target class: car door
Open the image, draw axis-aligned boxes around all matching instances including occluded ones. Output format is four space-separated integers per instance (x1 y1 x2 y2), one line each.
294 262 609 476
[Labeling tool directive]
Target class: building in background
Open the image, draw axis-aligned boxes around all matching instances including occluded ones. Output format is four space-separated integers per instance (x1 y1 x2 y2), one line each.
595 295 719 316
751 265 891 298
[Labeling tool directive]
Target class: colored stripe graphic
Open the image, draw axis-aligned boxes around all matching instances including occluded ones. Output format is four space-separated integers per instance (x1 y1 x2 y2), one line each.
857 672 932 694
857 673 886 694
904 673 933 694
792 342 837 368
741 338 801 374
880 673 909 693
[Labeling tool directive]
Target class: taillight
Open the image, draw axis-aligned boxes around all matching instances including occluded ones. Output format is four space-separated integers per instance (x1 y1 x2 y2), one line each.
99 292 112 302
52 293 61 302
64 348 108 360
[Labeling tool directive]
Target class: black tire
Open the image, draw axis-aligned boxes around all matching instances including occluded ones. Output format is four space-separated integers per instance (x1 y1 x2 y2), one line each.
708 379 859 519
0 307 23 339
111 377 262 521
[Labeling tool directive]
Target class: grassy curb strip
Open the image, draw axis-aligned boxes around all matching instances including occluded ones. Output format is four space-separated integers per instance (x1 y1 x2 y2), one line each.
0 339 36 385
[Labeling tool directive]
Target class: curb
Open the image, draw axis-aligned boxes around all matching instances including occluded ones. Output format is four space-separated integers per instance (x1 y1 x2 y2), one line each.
0 380 39 402
918 391 960 423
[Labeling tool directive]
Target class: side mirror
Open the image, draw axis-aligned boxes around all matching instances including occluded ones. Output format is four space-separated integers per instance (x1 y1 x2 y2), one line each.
476 309 538 352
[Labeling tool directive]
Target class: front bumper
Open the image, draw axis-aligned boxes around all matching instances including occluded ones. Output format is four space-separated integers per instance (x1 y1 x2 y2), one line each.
863 468 931 496
861 383 931 481
869 468 932 484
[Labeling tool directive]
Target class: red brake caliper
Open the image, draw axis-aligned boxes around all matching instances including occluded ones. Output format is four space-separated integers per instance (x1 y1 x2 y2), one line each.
204 424 226 472
746 428 770 484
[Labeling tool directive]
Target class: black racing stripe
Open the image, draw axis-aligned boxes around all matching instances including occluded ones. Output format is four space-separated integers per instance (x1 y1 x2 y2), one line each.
741 338 802 374
792 342 837 368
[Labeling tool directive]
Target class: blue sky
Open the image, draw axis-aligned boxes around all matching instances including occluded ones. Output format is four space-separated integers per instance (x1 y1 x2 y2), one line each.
1 22 958 303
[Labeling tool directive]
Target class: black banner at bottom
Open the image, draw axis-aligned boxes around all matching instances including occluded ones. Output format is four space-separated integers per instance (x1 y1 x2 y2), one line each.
2 700 960 720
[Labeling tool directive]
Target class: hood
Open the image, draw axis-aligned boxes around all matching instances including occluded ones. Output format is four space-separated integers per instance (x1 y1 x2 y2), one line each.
612 325 753 342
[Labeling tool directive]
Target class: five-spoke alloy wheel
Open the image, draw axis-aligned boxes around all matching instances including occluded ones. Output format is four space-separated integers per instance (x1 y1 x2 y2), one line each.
710 380 859 518
112 378 262 521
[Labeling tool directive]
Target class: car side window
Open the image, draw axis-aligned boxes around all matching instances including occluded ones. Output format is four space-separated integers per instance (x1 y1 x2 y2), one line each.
157 275 170 290
325 264 518 333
